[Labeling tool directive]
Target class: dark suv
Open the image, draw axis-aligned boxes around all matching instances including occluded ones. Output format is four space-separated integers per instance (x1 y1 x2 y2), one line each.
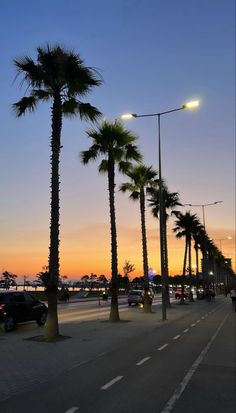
0 291 47 332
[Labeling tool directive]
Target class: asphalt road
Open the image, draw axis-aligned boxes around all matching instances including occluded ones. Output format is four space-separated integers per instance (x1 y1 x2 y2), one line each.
0 296 235 413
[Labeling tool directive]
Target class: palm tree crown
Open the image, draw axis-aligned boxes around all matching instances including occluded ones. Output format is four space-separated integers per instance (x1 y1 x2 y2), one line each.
13 44 102 120
120 164 158 313
149 188 182 221
173 211 201 276
148 186 182 305
81 120 142 322
13 44 102 340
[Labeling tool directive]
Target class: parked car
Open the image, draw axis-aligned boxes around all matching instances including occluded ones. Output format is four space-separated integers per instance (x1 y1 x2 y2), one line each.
0 291 47 332
128 290 153 306
175 290 190 299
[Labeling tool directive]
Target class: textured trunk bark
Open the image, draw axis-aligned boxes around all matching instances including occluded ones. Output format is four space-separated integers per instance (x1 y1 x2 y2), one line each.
108 155 120 322
180 238 188 304
163 214 171 307
195 244 199 291
44 92 62 340
140 188 151 313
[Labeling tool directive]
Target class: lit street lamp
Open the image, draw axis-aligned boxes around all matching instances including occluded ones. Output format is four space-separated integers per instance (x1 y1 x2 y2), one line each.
213 236 232 252
183 201 222 229
122 99 199 320
184 201 223 288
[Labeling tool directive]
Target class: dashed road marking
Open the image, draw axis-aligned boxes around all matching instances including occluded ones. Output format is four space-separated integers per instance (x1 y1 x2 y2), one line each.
191 323 196 327
158 343 169 351
160 313 229 413
183 328 189 333
101 376 123 390
201 316 205 319
136 356 151 366
196 320 201 323
64 408 79 413
173 335 180 340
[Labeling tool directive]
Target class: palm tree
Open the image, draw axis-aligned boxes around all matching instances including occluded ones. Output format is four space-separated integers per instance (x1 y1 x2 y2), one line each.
81 120 142 322
173 211 201 303
13 44 102 340
148 187 182 306
120 164 158 313
192 225 206 290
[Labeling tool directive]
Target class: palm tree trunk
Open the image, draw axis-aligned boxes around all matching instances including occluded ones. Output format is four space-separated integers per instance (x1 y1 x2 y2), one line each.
188 238 194 301
195 244 199 292
140 188 151 313
180 238 188 304
108 155 120 322
163 214 171 307
188 237 192 276
44 92 61 340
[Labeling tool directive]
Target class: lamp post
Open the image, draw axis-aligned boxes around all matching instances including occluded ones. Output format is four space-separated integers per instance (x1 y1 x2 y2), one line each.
183 201 223 230
184 201 222 288
122 100 199 320
213 237 232 252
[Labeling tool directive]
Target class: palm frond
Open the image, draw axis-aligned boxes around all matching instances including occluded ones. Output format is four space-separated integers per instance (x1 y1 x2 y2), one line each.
120 182 136 193
12 96 38 116
98 159 108 173
77 102 102 121
80 147 98 164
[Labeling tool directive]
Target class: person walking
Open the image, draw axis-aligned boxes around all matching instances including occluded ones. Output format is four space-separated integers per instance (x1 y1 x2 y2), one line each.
230 288 236 311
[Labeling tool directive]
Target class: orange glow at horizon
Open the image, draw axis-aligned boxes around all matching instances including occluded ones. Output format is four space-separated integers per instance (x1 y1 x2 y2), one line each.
1 224 235 279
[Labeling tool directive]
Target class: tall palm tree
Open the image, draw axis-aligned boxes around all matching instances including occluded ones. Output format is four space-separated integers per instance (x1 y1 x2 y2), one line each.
120 164 158 313
81 120 142 322
148 187 182 306
13 44 102 340
192 225 206 289
173 211 201 303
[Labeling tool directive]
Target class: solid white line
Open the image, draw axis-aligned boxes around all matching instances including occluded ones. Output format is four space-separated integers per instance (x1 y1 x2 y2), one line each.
158 344 169 351
190 323 196 327
183 329 189 333
64 408 79 413
159 312 229 413
136 356 151 366
173 335 180 340
101 376 123 390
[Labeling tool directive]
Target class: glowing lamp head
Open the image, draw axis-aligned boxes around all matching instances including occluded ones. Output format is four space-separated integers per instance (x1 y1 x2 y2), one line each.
121 113 136 120
183 100 200 109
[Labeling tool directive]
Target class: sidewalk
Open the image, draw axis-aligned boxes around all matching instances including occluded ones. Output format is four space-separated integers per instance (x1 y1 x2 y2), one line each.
0 295 234 403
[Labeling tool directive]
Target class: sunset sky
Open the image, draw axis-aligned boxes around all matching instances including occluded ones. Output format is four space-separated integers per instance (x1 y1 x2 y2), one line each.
0 0 235 280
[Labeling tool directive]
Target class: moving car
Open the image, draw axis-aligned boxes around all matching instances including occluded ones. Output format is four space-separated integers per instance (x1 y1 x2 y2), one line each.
0 291 47 332
175 290 190 299
128 289 153 306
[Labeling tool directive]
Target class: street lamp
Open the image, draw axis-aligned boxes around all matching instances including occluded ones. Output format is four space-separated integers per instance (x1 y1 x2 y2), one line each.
183 201 223 229
213 237 232 252
122 99 199 320
184 201 222 288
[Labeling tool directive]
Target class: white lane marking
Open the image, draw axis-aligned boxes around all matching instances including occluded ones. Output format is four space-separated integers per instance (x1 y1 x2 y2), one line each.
201 316 205 319
196 320 201 323
101 376 123 390
183 329 189 333
136 356 151 366
64 408 79 413
173 335 180 340
191 323 196 327
158 343 169 351
159 312 229 413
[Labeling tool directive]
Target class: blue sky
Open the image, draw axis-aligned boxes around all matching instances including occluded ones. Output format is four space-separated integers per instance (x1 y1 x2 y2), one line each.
0 0 235 277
